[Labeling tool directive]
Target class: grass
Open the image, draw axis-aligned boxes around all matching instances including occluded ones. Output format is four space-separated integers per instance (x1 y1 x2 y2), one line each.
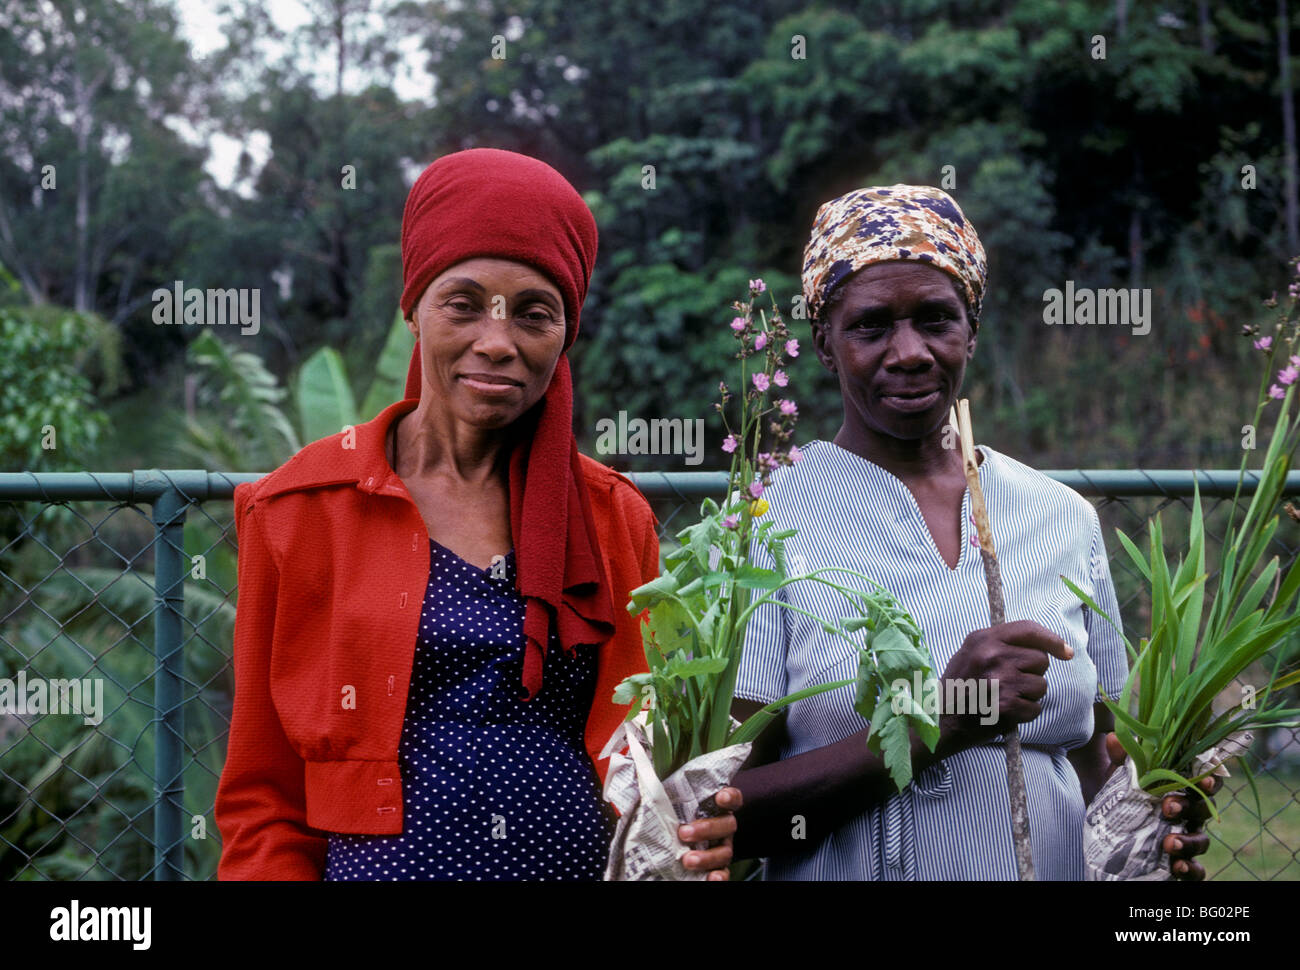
1204 770 1300 880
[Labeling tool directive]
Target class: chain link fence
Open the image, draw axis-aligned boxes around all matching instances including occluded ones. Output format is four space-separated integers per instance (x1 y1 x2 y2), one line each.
1 468 1298 880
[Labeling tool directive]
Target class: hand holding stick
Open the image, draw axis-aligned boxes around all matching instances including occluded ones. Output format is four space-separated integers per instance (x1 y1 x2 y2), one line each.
952 399 1035 881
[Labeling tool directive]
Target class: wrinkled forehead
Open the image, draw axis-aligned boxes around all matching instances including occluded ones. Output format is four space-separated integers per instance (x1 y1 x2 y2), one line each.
824 260 969 316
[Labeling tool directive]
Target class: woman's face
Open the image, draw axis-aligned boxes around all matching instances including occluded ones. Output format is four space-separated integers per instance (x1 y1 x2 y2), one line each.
406 257 567 430
813 260 976 444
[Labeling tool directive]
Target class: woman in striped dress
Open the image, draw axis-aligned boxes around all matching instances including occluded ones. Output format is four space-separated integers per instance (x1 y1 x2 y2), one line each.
728 185 1216 880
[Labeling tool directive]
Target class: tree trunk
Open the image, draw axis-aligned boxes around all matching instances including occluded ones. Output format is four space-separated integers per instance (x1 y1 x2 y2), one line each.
1129 150 1144 289
0 197 45 303
335 0 345 100
73 72 92 313
1280 0 1299 256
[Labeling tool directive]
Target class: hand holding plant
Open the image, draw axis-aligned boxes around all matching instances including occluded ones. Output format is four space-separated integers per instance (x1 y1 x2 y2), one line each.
1068 266 1300 880
601 281 940 880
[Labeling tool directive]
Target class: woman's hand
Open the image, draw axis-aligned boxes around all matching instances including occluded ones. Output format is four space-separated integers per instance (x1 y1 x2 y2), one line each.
939 620 1074 745
678 787 742 881
1105 733 1221 881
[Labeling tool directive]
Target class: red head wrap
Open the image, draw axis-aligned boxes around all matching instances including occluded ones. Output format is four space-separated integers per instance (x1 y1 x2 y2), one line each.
399 148 613 700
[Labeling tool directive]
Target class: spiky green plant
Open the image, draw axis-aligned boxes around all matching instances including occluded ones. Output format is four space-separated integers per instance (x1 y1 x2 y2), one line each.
1063 275 1300 813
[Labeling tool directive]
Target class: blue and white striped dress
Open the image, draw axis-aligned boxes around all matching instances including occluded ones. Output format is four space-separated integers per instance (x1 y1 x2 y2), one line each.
735 440 1129 880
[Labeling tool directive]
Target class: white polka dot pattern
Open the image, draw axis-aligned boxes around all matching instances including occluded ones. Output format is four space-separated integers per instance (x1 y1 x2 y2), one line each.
324 539 613 880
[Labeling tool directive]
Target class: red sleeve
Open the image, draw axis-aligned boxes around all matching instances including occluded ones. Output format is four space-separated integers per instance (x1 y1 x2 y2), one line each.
584 480 658 785
215 486 327 880
639 503 661 584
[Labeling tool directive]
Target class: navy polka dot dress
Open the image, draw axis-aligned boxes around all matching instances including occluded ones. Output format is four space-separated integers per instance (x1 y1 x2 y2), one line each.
324 539 615 880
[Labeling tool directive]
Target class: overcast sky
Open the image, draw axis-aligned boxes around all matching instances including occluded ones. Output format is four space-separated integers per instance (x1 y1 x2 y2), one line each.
172 0 434 190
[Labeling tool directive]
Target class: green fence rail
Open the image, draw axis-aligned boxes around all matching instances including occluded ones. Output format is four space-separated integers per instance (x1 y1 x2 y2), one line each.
2 468 1299 880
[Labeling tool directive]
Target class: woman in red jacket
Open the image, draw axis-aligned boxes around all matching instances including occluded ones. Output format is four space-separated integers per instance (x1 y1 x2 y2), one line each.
215 148 740 880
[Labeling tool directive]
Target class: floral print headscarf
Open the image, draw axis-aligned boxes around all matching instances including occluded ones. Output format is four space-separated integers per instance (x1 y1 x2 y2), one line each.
801 184 988 330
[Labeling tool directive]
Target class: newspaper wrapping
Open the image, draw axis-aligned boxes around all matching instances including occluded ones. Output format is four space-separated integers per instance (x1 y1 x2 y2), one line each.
1083 732 1252 881
601 714 752 881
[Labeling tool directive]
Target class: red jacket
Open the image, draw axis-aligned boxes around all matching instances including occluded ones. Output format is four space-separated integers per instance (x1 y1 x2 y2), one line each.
215 398 658 880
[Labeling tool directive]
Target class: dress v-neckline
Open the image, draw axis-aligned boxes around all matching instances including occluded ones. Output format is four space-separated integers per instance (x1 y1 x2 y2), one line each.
818 440 990 572
429 537 515 578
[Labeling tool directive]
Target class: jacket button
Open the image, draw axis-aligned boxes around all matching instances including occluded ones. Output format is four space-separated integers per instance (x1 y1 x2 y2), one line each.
399 591 408 608
377 777 393 786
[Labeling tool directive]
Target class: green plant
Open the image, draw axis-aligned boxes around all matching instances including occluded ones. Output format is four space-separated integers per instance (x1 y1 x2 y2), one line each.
183 310 412 471
1063 273 1300 811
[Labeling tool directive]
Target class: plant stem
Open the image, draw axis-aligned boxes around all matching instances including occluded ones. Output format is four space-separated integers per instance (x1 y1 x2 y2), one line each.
956 399 1035 881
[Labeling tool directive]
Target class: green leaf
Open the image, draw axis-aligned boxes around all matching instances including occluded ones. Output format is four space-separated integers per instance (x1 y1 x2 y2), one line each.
612 672 653 706
729 678 855 745
734 564 784 589
696 600 724 650
359 311 415 420
643 599 692 658
769 536 788 577
1114 527 1152 582
627 574 680 611
296 346 360 444
854 651 880 713
868 700 914 791
665 655 729 679
1265 552 1300 623
1060 575 1134 658
689 520 715 570
1227 556 1280 633
869 624 930 683
1106 700 1161 740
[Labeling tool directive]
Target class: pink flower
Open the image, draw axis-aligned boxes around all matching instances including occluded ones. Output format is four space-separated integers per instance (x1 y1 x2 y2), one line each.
778 399 798 415
1290 355 1300 367
749 278 766 293
1255 336 1273 351
970 533 980 547
722 434 738 453
1281 365 1299 386
752 373 770 392
754 332 768 350
748 480 765 499
730 317 746 332
1291 283 1300 300
788 444 802 463
1269 384 1286 400
773 370 788 387
785 339 800 357
722 514 739 529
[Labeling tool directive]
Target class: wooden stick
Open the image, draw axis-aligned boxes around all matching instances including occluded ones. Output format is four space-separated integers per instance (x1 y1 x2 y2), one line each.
952 400 1035 881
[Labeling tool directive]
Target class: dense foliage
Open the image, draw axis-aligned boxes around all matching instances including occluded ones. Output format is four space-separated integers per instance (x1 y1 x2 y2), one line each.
1 1 1299 471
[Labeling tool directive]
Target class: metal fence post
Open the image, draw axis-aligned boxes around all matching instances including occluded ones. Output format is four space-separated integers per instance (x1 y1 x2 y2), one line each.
151 480 187 880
